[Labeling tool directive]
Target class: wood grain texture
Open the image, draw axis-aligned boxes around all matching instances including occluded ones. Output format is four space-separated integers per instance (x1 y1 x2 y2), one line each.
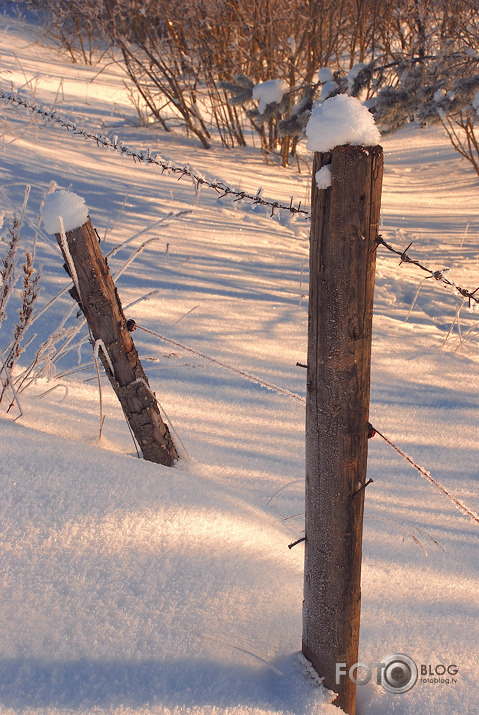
56 219 178 466
303 144 383 714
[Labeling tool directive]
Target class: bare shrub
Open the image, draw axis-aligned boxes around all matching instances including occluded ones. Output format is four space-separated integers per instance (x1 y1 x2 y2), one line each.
24 0 109 64
20 0 479 171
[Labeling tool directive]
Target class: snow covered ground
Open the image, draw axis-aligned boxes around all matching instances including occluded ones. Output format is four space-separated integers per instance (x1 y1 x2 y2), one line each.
0 9 478 715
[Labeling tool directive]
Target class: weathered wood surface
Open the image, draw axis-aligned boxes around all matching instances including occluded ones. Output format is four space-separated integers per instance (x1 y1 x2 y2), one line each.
56 219 178 466
303 144 383 714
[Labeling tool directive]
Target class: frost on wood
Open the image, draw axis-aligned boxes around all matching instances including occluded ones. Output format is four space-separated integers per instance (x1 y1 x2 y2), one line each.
93 339 115 377
252 79 289 114
42 190 89 234
306 94 381 153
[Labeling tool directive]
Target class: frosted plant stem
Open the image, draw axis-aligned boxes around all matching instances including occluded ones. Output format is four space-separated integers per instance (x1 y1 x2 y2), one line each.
93 339 115 376
1 366 23 417
112 236 162 282
406 277 426 321
124 289 161 311
460 221 470 249
454 322 479 351
51 319 88 364
102 192 129 244
155 397 190 460
93 350 105 440
443 300 466 346
58 216 81 300
171 304 200 327
30 283 74 326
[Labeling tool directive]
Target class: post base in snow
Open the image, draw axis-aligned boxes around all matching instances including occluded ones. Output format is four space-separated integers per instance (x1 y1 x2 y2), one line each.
50 210 179 467
301 643 355 714
303 143 384 715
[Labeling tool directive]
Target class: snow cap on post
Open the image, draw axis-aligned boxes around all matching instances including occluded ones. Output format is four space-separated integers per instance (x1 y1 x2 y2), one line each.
42 190 89 234
305 94 381 153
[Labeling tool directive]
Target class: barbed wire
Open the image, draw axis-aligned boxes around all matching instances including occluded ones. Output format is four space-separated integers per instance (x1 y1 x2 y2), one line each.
3 90 478 302
132 322 305 403
376 234 479 305
373 427 479 526
131 321 479 527
0 89 309 218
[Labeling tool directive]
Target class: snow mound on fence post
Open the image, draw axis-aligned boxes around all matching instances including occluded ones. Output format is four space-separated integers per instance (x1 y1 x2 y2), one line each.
42 190 89 234
306 94 381 153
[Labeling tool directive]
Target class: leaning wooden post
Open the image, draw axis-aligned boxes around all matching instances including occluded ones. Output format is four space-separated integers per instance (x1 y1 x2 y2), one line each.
302 98 383 715
43 192 178 467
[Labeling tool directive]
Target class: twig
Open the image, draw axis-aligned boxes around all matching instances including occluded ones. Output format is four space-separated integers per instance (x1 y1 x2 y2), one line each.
288 536 305 549
352 478 374 498
92 347 105 440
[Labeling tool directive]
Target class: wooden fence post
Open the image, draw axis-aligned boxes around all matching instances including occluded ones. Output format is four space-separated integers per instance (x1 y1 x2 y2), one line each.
55 218 179 467
302 143 383 714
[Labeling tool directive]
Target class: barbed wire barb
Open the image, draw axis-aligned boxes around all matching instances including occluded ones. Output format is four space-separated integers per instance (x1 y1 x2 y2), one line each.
0 89 310 218
376 234 479 305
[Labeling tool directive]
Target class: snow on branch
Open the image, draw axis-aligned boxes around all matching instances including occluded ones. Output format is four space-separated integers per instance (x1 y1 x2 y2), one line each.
252 79 289 114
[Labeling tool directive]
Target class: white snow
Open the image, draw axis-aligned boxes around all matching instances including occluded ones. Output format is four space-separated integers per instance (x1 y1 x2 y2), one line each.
347 63 366 93
318 67 334 83
252 79 289 114
319 80 339 102
306 94 381 152
0 11 479 715
315 164 332 189
57 215 81 299
42 189 89 234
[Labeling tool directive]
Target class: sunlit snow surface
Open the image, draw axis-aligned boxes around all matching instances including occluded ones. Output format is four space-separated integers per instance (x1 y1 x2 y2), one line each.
0 10 478 715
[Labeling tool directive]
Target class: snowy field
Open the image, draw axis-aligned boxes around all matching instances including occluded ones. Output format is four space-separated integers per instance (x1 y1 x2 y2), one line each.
1 9 478 715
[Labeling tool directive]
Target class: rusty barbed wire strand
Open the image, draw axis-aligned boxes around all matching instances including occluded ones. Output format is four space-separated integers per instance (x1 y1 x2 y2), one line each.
3 91 479 300
376 234 479 305
0 89 309 217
